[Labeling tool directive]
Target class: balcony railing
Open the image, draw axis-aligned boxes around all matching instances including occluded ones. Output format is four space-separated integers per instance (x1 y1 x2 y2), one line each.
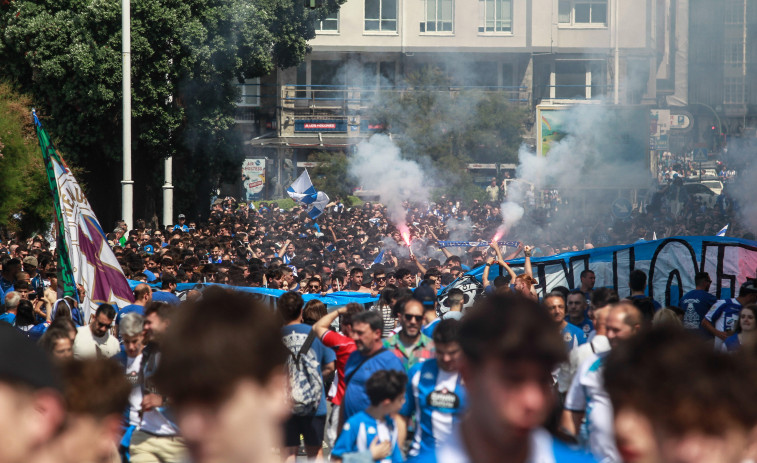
281 84 532 114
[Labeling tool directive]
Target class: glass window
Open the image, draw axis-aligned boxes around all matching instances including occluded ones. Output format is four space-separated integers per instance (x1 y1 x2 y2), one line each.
724 77 745 104
236 78 260 107
421 0 454 33
478 0 512 33
559 0 608 26
555 61 587 99
316 11 339 32
365 0 397 31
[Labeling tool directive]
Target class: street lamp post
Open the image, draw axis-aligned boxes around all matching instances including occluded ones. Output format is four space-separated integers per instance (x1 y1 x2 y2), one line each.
121 0 133 231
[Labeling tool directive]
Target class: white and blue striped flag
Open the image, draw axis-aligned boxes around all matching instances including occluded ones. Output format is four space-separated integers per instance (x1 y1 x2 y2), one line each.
716 224 729 237
287 170 329 219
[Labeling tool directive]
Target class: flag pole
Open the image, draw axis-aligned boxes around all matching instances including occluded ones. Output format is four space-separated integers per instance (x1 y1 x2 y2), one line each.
121 0 133 231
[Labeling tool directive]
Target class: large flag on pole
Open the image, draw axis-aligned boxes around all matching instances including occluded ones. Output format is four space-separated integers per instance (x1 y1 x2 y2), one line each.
34 110 134 323
287 169 329 219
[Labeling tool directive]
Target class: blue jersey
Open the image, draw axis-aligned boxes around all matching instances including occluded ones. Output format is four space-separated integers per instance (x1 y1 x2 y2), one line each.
562 323 587 352
679 289 717 338
332 411 403 463
409 426 596 463
401 360 466 457
705 298 742 350
343 350 405 420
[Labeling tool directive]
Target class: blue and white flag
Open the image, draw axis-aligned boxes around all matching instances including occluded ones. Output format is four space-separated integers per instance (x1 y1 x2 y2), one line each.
373 249 385 265
287 170 318 204
307 191 330 219
287 169 329 219
716 224 729 237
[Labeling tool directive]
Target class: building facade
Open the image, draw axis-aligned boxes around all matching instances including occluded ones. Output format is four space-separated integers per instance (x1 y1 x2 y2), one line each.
234 0 694 200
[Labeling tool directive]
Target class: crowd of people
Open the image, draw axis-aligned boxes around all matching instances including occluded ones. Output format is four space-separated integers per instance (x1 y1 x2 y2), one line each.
1 185 757 463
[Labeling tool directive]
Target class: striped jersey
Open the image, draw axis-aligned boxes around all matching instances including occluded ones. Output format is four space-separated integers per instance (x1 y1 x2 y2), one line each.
401 359 466 457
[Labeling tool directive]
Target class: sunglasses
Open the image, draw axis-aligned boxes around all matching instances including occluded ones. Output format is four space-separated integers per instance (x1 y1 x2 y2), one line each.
308 286 321 290
404 314 423 322
375 277 386 282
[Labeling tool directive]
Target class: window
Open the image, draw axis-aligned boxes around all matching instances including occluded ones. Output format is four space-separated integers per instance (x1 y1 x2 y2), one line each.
725 38 744 65
362 62 396 87
553 60 605 99
558 0 607 26
724 77 745 104
236 78 260 107
316 11 339 32
365 0 397 32
478 0 512 33
725 0 744 25
421 0 454 33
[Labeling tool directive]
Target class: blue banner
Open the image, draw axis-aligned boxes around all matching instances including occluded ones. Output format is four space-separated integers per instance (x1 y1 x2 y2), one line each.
453 236 757 307
127 281 379 309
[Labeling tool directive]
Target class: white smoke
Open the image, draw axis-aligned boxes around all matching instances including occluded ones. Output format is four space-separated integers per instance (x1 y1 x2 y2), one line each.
348 134 434 237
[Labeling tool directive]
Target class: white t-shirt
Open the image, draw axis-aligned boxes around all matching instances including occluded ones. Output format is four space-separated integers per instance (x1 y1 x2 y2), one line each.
72 325 120 359
562 335 611 393
125 354 143 427
564 352 619 463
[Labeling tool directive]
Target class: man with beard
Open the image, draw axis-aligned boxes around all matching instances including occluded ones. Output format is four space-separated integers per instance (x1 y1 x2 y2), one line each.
384 297 435 372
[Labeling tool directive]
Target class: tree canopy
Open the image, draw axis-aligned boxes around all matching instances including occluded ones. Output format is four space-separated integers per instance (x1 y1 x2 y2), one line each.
0 0 343 226
0 82 54 236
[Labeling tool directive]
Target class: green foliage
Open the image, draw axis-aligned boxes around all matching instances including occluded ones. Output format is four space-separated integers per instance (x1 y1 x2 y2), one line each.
369 65 526 179
309 151 353 201
0 0 343 222
0 82 54 235
363 66 526 206
252 195 362 211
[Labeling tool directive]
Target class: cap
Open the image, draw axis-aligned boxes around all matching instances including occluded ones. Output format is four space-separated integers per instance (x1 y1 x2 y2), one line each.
23 256 38 267
0 324 61 392
178 214 186 219
740 279 757 296
413 284 437 307
142 244 155 255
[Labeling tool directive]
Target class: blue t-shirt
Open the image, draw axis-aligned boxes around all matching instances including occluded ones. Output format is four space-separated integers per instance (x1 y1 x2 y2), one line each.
332 410 403 463
569 317 594 341
562 323 587 352
343 349 405 420
679 289 717 338
151 291 181 305
401 359 466 457
116 304 145 327
0 312 16 325
281 324 335 416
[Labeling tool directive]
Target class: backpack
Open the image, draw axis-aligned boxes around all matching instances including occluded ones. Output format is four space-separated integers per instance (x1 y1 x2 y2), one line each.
285 330 323 416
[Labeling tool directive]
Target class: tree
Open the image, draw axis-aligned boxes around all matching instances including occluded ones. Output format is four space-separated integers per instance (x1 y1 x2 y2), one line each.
366 66 526 203
0 0 344 225
0 82 54 236
371 66 526 166
309 150 353 201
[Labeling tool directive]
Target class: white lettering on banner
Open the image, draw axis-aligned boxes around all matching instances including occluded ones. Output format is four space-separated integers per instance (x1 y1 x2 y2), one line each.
304 123 336 129
444 238 757 307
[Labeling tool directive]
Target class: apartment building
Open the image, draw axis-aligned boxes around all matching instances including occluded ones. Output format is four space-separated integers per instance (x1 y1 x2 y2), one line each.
235 0 684 199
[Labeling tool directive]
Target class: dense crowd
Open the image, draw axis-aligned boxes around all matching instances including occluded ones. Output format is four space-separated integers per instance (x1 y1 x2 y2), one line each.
0 177 756 463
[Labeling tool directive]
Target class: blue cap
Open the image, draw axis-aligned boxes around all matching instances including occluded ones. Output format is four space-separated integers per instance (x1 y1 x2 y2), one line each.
143 244 154 255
